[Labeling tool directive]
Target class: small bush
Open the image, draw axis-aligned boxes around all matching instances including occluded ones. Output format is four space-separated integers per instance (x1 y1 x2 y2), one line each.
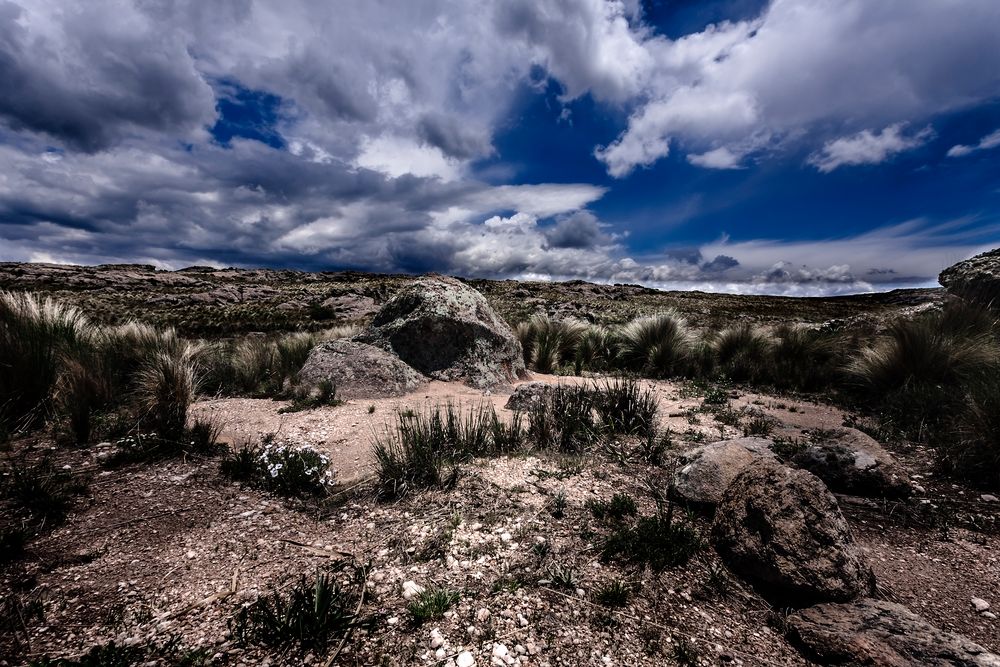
770 324 839 391
600 505 703 571
575 325 613 374
221 435 335 497
592 379 659 437
408 587 459 625
715 323 773 383
230 567 363 653
742 413 776 437
615 312 692 378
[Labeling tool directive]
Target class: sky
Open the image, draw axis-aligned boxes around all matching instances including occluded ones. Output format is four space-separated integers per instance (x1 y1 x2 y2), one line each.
1 0 999 295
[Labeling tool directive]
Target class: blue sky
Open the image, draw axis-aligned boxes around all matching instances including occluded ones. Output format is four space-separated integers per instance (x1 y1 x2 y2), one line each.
1 0 998 294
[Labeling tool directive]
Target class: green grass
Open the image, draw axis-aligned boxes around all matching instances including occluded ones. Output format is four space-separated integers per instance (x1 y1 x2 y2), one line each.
592 378 659 437
586 493 639 522
230 567 364 653
615 311 693 378
408 587 459 625
600 505 703 571
594 580 631 607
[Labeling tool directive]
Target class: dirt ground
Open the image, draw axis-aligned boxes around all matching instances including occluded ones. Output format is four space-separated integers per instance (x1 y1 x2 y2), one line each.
3 376 999 666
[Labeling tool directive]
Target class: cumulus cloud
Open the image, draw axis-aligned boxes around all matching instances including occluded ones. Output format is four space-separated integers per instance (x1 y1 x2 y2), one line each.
947 128 1000 158
808 124 934 172
594 0 1000 176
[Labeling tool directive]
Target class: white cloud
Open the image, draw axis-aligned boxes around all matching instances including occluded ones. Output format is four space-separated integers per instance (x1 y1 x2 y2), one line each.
687 146 745 170
594 0 1000 175
355 135 463 181
808 124 933 173
947 128 1000 158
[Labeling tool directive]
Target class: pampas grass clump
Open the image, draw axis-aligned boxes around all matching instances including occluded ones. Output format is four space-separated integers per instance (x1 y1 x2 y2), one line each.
615 311 693 378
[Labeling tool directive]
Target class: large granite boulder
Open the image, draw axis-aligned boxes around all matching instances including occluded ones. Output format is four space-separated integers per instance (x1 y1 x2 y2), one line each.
357 276 525 388
671 438 777 508
297 340 426 399
712 459 874 605
789 428 912 498
789 598 1000 666
939 248 1000 308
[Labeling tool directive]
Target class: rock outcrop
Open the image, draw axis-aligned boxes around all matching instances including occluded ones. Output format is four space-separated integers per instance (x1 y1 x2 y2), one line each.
357 276 525 388
318 293 378 320
671 438 777 508
789 428 912 498
788 598 1000 666
297 340 426 399
712 459 874 605
939 248 1000 307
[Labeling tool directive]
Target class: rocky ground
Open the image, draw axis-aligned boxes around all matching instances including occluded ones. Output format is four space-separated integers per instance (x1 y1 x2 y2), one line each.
3 375 999 666
0 262 944 336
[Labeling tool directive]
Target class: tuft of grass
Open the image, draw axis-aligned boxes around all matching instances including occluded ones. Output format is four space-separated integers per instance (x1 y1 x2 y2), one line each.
527 385 598 453
545 563 578 590
742 413 776 437
715 323 773 384
770 324 839 391
134 344 198 440
230 567 364 653
615 311 692 378
0 291 93 433
518 315 587 374
575 325 613 374
550 489 568 519
408 587 459 625
592 378 659 437
600 505 703 571
2 456 89 529
587 493 639 522
371 405 524 499
594 580 630 607
221 434 335 497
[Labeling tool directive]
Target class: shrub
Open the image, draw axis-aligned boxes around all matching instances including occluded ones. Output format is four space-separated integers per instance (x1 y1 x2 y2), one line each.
545 563 578 590
527 385 598 453
615 312 693 378
600 505 703 571
221 435 335 497
518 315 587 373
715 323 772 383
0 291 92 433
134 343 199 439
592 378 659 436
408 587 459 625
940 374 1000 488
230 567 364 653
279 380 342 413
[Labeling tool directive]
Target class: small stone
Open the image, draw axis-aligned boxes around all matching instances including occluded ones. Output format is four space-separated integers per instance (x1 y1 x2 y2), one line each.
402 580 425 600
982 494 999 503
435 648 447 660
430 628 445 649
185 550 197 560
972 598 991 613
457 651 476 667
984 612 998 620
476 608 491 623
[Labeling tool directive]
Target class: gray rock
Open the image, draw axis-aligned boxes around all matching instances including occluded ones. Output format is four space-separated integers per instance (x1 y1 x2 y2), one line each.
939 247 1000 308
671 438 777 508
319 293 378 320
789 428 912 498
504 382 557 412
789 598 1000 666
297 340 426 399
357 276 525 388
712 459 874 605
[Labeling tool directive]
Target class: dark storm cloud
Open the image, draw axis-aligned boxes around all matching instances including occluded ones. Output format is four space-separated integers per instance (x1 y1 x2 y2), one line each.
417 113 493 159
545 211 613 249
0 2 215 152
